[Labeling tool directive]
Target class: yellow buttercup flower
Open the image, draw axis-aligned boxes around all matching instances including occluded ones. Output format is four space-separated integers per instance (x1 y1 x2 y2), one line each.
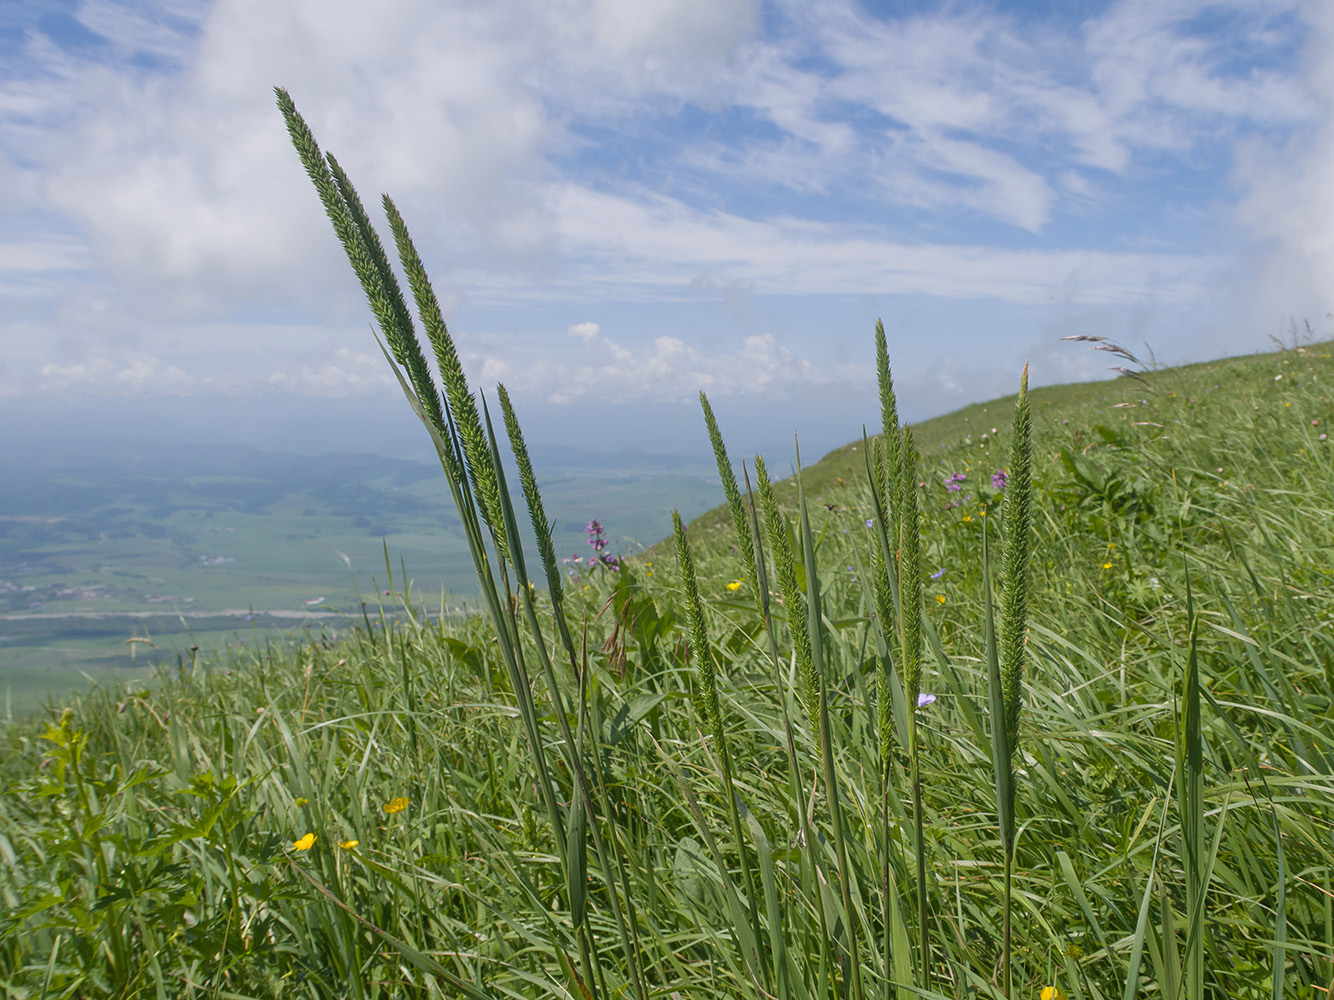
293 833 316 851
339 840 359 850
726 580 744 592
1102 562 1113 569
1041 987 1066 1000
383 796 409 815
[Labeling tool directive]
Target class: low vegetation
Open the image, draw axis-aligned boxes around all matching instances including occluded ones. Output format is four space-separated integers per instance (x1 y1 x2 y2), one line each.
0 92 1331 998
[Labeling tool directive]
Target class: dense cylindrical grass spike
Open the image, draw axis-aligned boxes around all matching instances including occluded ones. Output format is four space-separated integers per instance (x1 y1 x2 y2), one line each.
700 392 759 607
872 545 896 770
498 384 562 609
274 89 449 440
673 512 726 757
324 155 450 443
672 509 768 989
898 425 922 716
876 320 903 527
754 455 818 732
999 364 1033 754
382 195 507 560
325 156 418 365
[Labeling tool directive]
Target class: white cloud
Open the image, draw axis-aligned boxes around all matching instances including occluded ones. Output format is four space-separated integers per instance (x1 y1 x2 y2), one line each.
265 349 395 396
484 329 850 404
32 354 193 395
567 321 600 341
541 184 1214 304
724 0 1309 226
0 0 1322 409
1230 0 1334 332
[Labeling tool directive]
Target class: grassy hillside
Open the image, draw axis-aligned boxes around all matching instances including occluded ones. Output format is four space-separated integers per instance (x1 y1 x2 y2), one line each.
0 335 1330 998
682 340 1334 541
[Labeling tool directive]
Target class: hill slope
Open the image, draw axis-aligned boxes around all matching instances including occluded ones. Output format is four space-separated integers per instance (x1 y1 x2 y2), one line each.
1 338 1331 998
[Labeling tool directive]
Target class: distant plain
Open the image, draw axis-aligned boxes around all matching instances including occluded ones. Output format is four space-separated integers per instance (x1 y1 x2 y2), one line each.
0 437 721 715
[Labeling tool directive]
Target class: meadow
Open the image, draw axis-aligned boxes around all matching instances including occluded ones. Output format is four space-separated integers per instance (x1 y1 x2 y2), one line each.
0 91 1331 998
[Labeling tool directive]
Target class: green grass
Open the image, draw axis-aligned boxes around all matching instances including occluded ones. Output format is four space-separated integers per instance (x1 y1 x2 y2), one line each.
1 98 1330 998
0 336 1329 997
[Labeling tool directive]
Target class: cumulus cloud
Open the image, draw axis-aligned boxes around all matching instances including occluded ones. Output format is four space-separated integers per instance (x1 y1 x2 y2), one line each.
265 348 395 396
479 329 857 405
30 354 194 395
0 342 394 399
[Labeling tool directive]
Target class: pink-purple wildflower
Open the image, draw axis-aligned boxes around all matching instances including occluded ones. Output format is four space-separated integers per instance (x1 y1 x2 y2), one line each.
944 472 973 509
584 520 621 571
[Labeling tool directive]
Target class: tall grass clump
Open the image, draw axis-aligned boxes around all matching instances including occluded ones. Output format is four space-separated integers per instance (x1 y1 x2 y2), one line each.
0 89 1331 999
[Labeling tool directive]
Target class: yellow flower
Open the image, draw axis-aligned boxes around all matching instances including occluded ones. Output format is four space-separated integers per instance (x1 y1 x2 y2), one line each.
383 796 409 815
936 594 946 604
294 797 308 807
1102 562 1113 569
1041 988 1066 1000
963 515 971 522
293 833 316 851
726 580 744 592
339 840 359 850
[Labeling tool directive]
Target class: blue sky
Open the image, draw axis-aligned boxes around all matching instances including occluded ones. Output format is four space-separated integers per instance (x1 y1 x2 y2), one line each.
0 0 1329 459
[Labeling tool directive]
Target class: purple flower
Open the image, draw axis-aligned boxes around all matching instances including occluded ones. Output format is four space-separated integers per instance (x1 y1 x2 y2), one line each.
587 520 609 552
930 567 945 579
945 472 966 493
991 469 1008 492
917 692 936 708
865 518 874 529
583 519 621 571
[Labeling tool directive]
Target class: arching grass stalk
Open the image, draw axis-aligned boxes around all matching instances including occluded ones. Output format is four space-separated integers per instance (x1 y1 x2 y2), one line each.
870 537 914 1000
863 345 915 1000
382 195 508 561
988 363 1033 999
495 388 649 1000
700 392 761 612
874 321 902 538
896 425 929 991
741 460 832 1000
1177 569 1204 1000
278 89 620 999
672 511 767 993
754 455 819 740
795 444 864 1000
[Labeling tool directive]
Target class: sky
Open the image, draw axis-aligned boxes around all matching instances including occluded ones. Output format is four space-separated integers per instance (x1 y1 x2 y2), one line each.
0 0 1330 463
